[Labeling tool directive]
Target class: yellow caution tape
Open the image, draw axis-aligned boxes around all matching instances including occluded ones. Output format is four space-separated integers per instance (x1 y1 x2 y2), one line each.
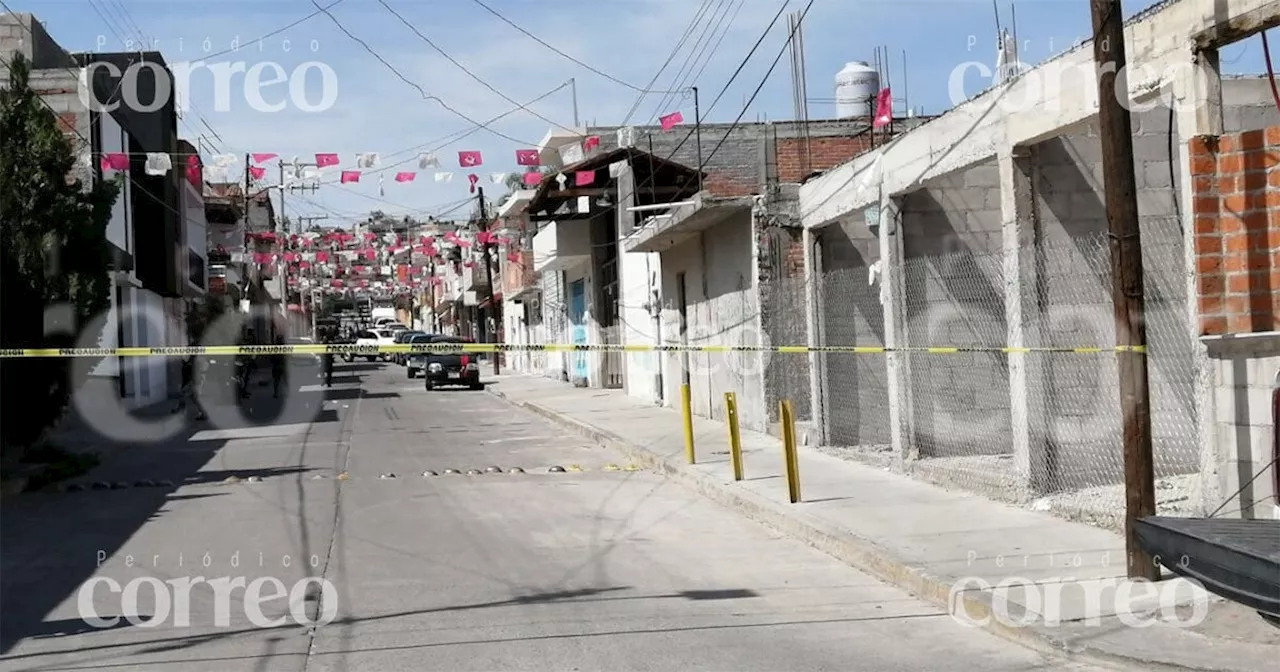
0 343 1148 358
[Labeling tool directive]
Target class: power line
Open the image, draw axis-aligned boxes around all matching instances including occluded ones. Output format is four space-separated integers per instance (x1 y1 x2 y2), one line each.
466 0 682 95
647 0 739 123
700 0 814 168
374 0 576 134
308 81 574 187
309 0 540 147
626 0 793 198
618 0 717 126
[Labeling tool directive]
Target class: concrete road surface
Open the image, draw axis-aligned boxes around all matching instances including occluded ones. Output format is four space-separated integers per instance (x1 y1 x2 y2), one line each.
0 360 1108 671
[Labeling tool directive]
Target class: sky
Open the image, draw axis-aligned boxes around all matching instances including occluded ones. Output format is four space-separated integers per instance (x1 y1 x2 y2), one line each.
6 0 1276 228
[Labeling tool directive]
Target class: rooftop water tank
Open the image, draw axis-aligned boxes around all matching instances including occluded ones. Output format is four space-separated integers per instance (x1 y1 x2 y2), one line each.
834 61 880 119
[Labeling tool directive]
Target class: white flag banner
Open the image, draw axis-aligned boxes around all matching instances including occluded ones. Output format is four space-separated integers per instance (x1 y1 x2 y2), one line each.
144 152 172 176
356 152 379 168
434 172 453 183
489 172 507 184
418 153 440 169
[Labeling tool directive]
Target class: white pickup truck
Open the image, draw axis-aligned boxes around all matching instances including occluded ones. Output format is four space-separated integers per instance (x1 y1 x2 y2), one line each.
349 328 398 362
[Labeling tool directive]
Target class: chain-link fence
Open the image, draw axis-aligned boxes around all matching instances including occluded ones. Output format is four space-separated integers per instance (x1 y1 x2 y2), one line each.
807 206 1201 531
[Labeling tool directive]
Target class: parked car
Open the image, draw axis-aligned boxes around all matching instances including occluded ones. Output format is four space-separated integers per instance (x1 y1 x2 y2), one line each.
405 332 437 378
393 330 425 365
286 337 322 372
353 328 398 362
421 335 482 390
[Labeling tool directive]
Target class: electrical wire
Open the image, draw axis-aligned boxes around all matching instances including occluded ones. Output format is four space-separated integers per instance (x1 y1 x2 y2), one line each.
618 0 717 126
374 0 577 134
620 0 792 201
307 81 574 187
465 0 681 94
700 0 813 169
309 0 541 147
647 0 739 124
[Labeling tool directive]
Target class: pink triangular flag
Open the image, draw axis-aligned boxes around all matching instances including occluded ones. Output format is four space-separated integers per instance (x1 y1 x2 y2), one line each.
394 172 416 182
100 153 128 171
251 153 278 164
522 171 542 187
583 136 600 151
659 111 683 131
872 88 892 129
315 153 340 167
575 170 594 187
515 149 540 166
340 170 360 183
248 166 266 180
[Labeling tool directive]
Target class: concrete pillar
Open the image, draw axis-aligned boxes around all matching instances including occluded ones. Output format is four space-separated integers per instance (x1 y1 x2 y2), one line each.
999 147 1048 496
1172 51 1224 514
802 226 827 445
878 195 914 465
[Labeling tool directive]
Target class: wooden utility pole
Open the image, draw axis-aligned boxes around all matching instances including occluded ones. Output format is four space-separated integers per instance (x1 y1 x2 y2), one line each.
476 187 499 375
1090 0 1157 581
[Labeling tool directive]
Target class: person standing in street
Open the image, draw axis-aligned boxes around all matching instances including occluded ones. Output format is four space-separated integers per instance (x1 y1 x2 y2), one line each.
271 335 288 398
321 335 335 388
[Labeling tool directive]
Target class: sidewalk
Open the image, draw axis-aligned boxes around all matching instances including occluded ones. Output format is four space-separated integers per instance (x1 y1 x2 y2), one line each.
486 372 1279 672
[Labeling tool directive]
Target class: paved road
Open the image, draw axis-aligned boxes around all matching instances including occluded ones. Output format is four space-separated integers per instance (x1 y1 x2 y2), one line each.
0 360 1107 671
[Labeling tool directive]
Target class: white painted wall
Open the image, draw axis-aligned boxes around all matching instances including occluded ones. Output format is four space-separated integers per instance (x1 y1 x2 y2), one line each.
618 247 661 404
614 161 664 404
657 214 768 431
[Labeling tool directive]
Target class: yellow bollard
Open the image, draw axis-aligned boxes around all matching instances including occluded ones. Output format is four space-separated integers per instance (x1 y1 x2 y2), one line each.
681 383 695 464
780 400 800 503
725 392 743 481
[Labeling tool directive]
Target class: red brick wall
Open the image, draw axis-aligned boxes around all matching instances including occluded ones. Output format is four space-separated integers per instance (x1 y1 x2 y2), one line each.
1190 126 1280 335
776 136 873 183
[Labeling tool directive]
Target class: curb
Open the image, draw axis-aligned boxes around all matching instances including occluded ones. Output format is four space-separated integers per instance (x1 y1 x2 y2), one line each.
488 385 1233 672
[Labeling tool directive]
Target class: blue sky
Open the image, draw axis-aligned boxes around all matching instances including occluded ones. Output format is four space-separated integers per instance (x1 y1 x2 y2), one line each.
8 0 1275 227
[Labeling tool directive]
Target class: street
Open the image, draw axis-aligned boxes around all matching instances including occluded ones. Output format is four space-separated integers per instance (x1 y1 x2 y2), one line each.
1 360 1106 671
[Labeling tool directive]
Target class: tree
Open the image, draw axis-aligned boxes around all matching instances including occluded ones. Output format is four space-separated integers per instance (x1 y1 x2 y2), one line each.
0 53 120 450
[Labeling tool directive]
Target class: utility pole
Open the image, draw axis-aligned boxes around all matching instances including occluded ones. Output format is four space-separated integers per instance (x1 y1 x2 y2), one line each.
279 160 320 234
477 186 499 375
1090 0 1156 581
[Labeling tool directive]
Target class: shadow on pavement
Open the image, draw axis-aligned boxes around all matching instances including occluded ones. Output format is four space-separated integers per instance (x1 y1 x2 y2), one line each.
0 373 340 655
323 389 399 401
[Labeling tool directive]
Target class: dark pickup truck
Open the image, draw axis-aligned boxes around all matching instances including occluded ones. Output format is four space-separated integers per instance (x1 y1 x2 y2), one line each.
420 335 483 391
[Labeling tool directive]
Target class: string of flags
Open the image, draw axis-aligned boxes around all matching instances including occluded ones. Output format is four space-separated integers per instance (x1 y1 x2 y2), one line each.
229 224 531 300
86 107 690 196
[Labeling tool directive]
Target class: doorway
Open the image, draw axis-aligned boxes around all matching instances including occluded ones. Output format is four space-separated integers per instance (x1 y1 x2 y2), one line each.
676 272 690 387
568 278 588 381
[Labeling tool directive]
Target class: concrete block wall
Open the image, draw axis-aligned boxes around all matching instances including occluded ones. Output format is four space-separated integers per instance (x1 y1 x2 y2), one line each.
0 12 76 72
897 160 1012 459
1021 88 1278 492
1204 335 1279 520
815 215 891 448
1027 110 1199 489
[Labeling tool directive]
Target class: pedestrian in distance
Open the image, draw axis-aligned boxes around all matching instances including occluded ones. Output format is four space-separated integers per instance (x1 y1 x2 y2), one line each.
321 336 335 388
173 355 207 420
271 335 287 398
